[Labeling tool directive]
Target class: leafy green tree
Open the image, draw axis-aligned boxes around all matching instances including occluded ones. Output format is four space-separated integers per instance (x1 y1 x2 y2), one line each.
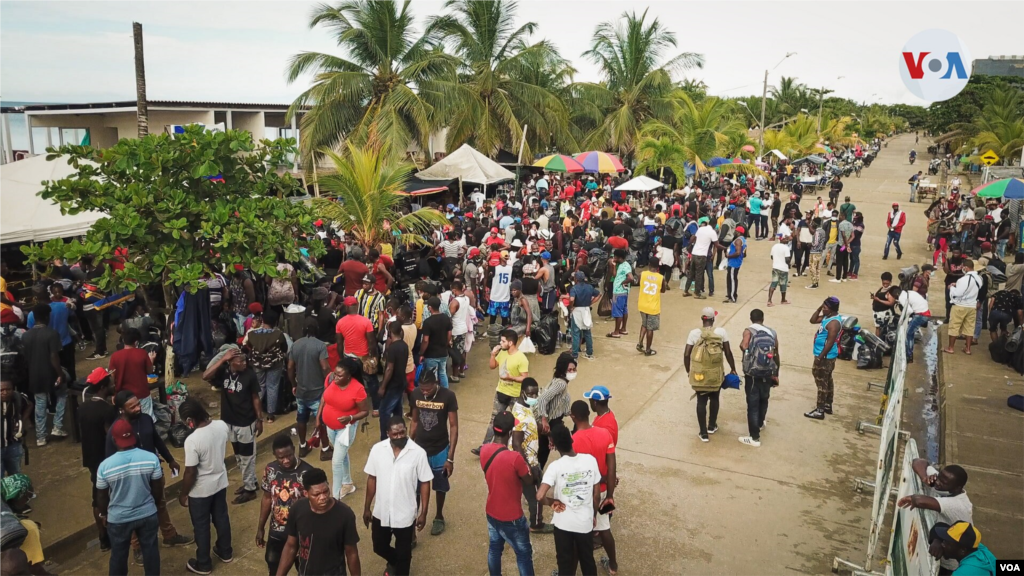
313 143 450 247
22 127 323 378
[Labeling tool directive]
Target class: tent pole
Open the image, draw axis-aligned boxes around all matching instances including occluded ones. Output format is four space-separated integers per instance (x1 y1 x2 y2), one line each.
516 125 528 202
459 176 464 206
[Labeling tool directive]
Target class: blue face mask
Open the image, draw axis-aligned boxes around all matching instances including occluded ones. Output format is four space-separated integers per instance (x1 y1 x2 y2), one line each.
524 397 539 407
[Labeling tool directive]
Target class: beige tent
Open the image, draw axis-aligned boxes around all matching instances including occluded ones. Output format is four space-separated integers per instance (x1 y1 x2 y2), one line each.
415 143 515 185
1 155 104 244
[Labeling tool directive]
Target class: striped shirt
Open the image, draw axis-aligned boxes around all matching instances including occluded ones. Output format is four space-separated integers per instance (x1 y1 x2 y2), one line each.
356 289 386 331
534 377 571 421
96 448 162 524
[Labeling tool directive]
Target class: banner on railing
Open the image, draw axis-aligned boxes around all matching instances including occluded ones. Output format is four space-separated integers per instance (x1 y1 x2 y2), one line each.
886 439 939 576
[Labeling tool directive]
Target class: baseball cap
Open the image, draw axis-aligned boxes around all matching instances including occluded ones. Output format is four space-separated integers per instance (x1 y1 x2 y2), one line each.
574 271 586 282
465 212 474 219
446 203 455 210
362 274 375 284
314 219 323 227
248 302 263 314
86 367 113 386
583 386 612 401
111 419 137 449
492 410 517 435
892 202 900 207
698 216 710 225
700 306 717 319
491 227 499 233
541 251 551 260
980 241 992 251
735 226 745 234
824 296 840 311
499 250 509 259
468 247 481 258
933 522 981 550
343 296 358 306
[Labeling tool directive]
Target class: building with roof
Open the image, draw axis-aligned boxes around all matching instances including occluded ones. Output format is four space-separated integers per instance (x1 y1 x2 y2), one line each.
972 56 1024 78
0 99 305 164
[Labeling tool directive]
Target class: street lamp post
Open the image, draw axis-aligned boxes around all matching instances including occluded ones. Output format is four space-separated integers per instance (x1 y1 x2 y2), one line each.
758 52 796 159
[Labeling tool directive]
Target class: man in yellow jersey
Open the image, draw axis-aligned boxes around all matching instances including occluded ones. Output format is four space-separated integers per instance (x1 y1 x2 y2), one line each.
636 260 665 356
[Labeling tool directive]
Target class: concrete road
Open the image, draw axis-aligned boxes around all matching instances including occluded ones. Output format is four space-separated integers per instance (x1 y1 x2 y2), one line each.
49 136 935 576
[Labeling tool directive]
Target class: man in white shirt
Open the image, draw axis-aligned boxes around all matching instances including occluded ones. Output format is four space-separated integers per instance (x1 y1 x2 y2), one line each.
538 426 600 576
470 188 485 210
900 287 931 363
363 417 433 576
897 459 973 572
944 259 981 355
768 235 792 306
691 217 718 299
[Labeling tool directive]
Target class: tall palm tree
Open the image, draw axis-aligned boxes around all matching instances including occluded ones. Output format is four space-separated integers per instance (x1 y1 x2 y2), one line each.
579 9 704 158
643 95 762 176
313 143 450 248
972 119 1024 165
286 0 456 157
761 129 799 158
781 114 826 156
770 76 808 116
634 136 688 182
428 0 573 159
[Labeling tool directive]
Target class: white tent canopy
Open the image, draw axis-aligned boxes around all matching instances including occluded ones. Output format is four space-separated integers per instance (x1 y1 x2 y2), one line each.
614 175 665 192
415 144 515 185
768 149 788 160
1 155 104 244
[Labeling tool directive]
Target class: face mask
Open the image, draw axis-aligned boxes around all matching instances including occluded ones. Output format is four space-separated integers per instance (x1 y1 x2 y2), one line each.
525 397 539 407
391 437 409 450
566 372 578 382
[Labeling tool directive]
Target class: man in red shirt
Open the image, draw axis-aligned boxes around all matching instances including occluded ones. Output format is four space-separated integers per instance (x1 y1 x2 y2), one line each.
367 248 394 295
336 249 370 298
606 232 629 252
584 385 619 447
108 327 155 418
478 411 534 575
885 202 906 260
570 399 618 574
335 296 380 407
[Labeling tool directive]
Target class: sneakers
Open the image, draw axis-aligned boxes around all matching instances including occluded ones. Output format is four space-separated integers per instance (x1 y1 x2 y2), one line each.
86 352 108 361
823 404 833 415
213 549 233 564
804 408 826 420
760 420 767 430
848 274 859 280
186 559 212 575
805 284 819 289
829 278 841 283
339 484 357 498
583 354 595 361
163 534 194 547
51 427 68 438
36 438 47 447
707 425 719 435
738 436 761 447
697 432 709 443
133 548 144 566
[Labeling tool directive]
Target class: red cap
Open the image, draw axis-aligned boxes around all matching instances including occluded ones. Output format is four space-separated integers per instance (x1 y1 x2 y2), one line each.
234 264 245 271
468 248 481 258
465 212 474 219
491 227 499 233
343 296 358 306
248 302 263 314
86 367 112 385
111 420 137 449
314 219 323 227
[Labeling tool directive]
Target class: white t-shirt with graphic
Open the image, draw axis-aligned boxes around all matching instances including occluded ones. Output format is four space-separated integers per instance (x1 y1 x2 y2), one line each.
541 453 600 534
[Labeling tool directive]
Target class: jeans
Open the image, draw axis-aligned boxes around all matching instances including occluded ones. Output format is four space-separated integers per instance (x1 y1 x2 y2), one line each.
255 366 284 415
482 392 515 445
487 515 535 576
379 388 404 440
0 443 23 477
371 517 414 576
570 318 593 358
139 395 154 420
421 357 449 389
726 266 740 300
265 536 287 576
188 488 232 571
696 391 720 435
973 298 989 341
364 371 381 410
905 314 930 361
553 526 597 576
705 256 716 294
84 308 107 355
327 424 357 497
850 244 862 275
34 390 67 441
909 183 918 202
744 376 772 441
108 513 160 576
997 239 1008 259
884 231 903 258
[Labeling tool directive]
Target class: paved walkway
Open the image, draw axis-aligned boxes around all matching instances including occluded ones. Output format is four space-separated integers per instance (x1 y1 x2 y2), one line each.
38 136 938 575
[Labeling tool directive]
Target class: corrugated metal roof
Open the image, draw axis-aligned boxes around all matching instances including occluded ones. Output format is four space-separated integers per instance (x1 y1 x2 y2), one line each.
1 100 307 114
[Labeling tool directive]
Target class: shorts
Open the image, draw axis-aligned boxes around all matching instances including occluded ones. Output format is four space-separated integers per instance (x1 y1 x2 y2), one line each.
612 294 629 318
487 300 511 318
541 290 557 311
427 447 451 493
948 305 976 337
771 269 789 290
295 398 320 424
595 490 612 531
640 312 660 331
406 371 416 393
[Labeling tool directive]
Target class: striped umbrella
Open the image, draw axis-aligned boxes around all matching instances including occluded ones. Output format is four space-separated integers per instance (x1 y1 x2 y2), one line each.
573 151 625 174
971 178 1024 200
533 154 584 173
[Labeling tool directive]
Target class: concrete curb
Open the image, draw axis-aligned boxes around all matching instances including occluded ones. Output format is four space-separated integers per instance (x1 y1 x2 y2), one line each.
43 425 292 564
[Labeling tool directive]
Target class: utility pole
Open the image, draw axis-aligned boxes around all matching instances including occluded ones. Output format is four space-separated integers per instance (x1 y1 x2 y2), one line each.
133 22 149 138
758 69 768 158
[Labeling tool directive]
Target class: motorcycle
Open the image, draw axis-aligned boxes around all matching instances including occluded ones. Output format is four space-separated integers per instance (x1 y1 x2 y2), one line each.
855 164 862 178
928 159 941 175
909 155 916 165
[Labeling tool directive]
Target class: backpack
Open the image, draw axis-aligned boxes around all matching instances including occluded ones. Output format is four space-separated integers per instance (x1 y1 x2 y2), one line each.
630 227 648 248
743 327 777 377
689 327 725 393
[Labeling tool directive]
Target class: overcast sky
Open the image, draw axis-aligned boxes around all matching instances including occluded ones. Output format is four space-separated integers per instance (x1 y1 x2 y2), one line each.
2 0 1023 107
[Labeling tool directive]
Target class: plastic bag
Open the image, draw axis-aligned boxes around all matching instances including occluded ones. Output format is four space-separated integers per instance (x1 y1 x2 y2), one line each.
519 336 537 354
167 422 193 448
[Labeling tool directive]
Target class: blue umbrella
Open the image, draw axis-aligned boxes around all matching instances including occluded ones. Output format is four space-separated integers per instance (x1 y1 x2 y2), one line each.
705 157 731 167
684 163 696 177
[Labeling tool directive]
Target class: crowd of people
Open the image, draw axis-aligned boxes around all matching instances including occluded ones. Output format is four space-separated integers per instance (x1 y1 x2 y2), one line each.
0 135 1005 576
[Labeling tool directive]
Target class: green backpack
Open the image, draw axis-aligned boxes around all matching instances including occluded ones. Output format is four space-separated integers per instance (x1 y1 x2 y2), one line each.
689 327 725 393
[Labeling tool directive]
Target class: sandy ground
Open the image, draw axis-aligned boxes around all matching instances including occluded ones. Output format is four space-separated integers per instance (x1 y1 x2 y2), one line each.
33 135 942 576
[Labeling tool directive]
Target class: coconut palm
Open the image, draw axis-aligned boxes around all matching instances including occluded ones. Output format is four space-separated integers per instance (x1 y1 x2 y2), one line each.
313 143 449 248
761 129 799 158
770 76 811 116
971 119 1024 166
286 0 456 157
635 136 689 183
579 9 704 158
782 114 826 156
428 0 572 159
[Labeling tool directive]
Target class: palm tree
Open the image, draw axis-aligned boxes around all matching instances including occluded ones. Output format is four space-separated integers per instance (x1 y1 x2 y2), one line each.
313 143 450 248
972 119 1024 165
770 76 808 116
286 0 456 158
427 0 573 159
761 129 799 158
781 114 826 156
635 136 688 182
579 9 704 158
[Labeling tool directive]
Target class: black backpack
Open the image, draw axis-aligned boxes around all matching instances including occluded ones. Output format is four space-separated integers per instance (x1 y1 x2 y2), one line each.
631 227 648 248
